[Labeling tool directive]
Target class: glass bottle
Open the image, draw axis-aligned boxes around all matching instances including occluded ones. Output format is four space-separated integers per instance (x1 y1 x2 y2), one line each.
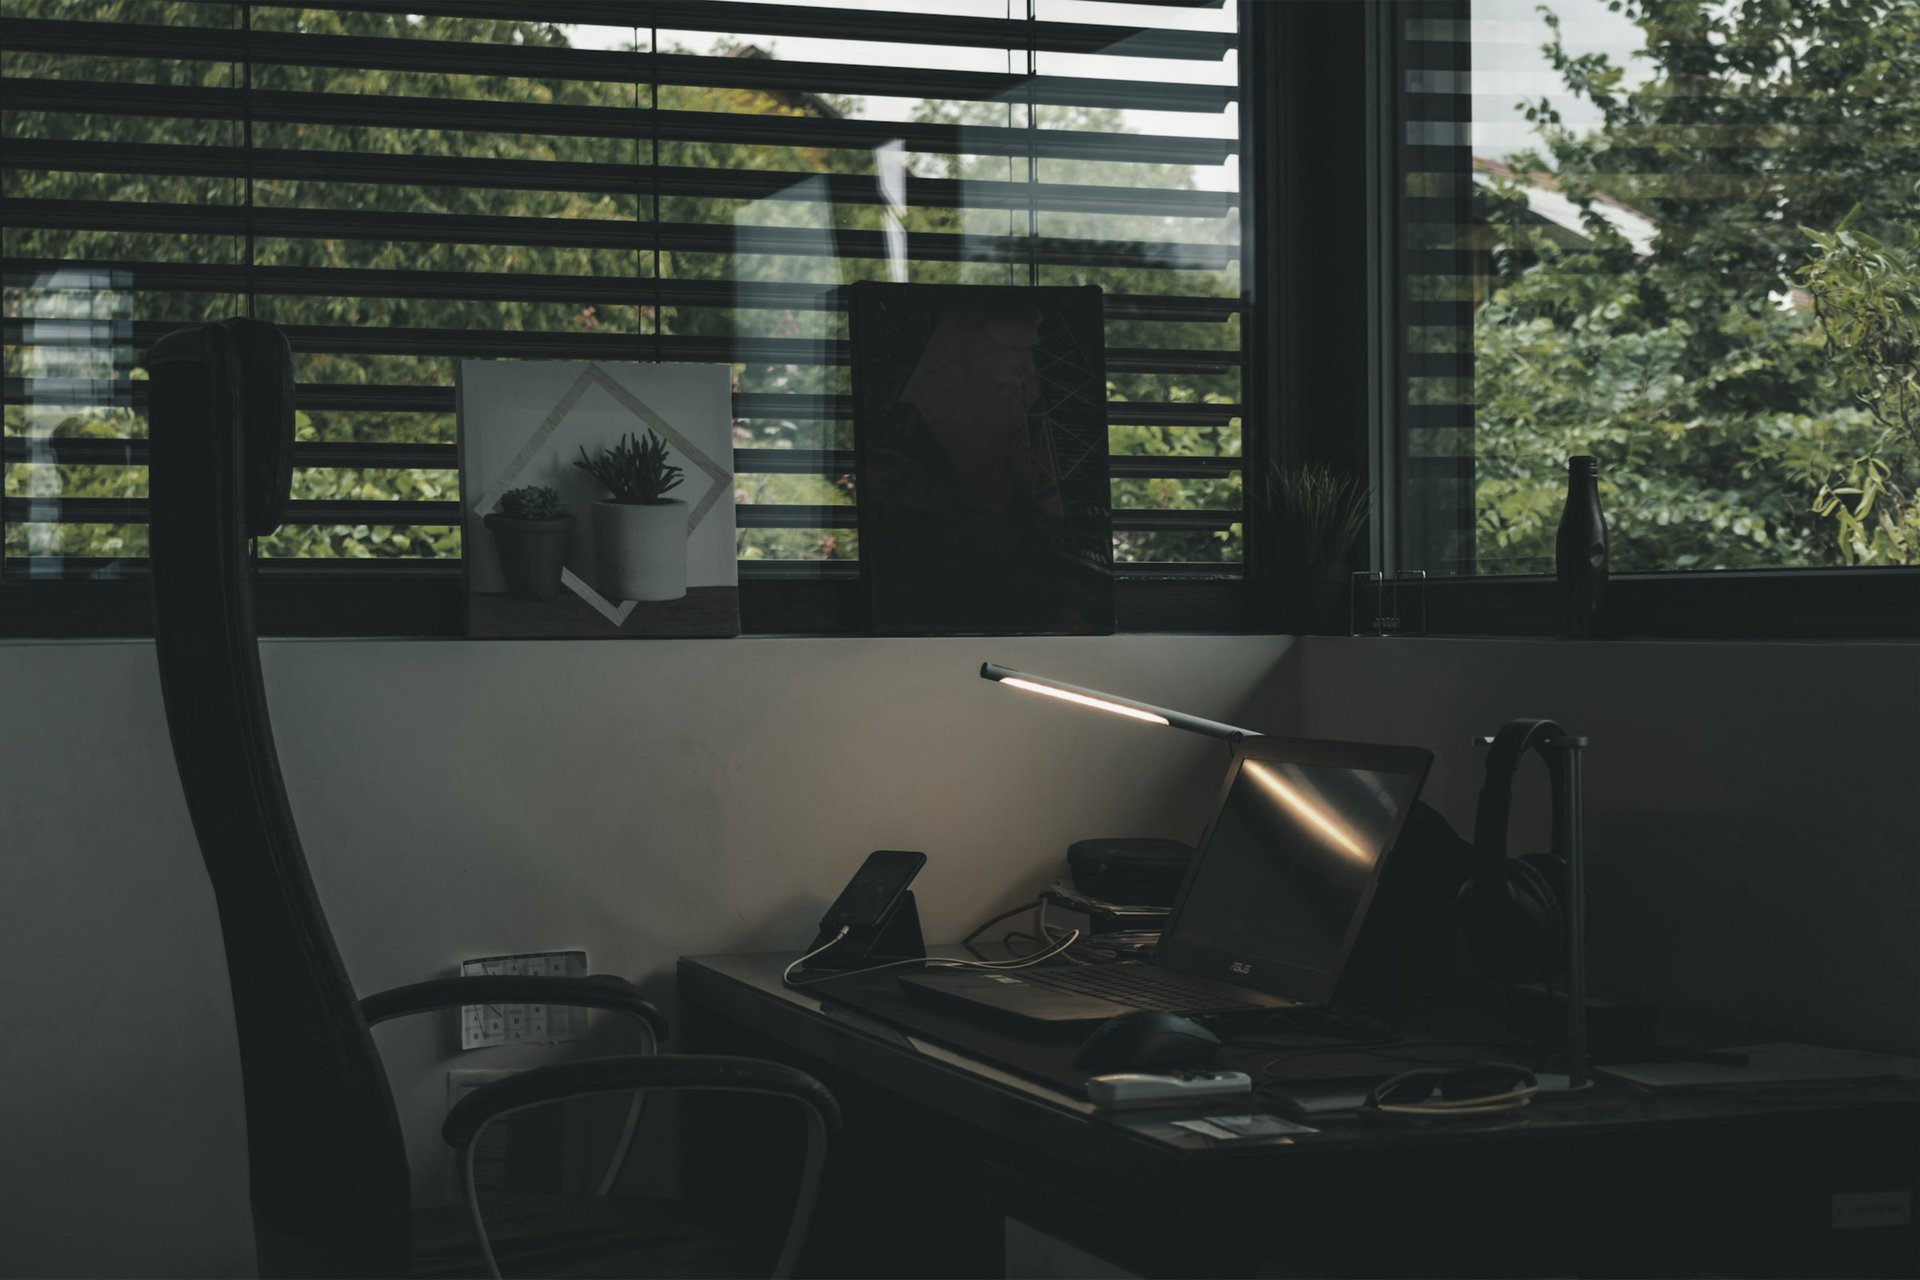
1554 455 1608 639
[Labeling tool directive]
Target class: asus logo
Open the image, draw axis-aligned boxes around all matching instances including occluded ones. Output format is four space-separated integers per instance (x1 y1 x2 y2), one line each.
1229 961 1253 975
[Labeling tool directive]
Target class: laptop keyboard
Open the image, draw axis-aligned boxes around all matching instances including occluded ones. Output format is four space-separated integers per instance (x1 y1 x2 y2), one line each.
1014 963 1274 1012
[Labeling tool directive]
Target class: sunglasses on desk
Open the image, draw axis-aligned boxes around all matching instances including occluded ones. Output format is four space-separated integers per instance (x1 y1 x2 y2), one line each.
1365 1063 1538 1116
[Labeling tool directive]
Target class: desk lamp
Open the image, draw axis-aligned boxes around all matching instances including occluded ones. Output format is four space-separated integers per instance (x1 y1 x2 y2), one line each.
978 662 1255 743
981 661 1595 1095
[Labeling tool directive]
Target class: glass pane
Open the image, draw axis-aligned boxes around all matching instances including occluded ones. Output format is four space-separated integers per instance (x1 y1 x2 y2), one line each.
3 3 1247 578
1400 0 1919 576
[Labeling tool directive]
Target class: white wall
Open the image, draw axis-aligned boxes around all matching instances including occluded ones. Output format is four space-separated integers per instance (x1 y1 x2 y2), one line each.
0 633 1294 1279
1288 636 1920 1057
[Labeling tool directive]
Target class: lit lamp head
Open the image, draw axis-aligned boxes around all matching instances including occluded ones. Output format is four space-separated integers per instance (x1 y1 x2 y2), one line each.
979 662 1256 743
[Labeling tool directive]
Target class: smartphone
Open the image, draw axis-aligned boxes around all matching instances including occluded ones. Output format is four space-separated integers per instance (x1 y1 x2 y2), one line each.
820 850 927 930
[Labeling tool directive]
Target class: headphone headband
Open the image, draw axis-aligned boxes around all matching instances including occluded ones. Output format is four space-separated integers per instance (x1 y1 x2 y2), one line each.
1471 718 1568 882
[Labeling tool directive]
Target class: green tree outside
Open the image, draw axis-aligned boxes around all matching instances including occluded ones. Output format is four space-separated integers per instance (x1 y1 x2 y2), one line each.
1470 0 1919 572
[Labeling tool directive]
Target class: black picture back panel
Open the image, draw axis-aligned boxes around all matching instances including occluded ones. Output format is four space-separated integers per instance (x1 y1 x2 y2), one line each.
849 283 1114 635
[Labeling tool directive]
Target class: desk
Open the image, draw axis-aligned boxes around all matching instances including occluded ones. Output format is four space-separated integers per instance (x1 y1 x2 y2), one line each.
678 952 1919 1278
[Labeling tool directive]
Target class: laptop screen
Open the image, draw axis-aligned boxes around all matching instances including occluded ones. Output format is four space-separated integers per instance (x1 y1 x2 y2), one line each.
1154 738 1431 1005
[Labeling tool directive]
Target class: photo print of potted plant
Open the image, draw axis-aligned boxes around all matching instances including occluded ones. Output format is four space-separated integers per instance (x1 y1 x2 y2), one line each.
483 485 574 602
1265 460 1370 634
575 429 688 602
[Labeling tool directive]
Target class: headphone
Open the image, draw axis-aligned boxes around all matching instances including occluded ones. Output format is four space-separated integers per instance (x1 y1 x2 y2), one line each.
1455 718 1571 984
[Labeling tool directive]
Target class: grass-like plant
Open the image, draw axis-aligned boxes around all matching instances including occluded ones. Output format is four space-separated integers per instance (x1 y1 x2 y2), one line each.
1265 461 1370 568
574 430 685 504
495 484 567 521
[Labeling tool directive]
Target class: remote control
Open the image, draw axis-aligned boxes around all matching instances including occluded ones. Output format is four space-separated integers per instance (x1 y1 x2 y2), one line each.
1085 1070 1253 1111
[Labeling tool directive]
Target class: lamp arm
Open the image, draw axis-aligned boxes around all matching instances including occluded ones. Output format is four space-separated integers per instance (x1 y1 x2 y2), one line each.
979 662 1258 741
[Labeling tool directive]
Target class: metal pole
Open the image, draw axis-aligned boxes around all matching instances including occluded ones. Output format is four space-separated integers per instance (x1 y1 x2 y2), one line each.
1559 736 1589 1090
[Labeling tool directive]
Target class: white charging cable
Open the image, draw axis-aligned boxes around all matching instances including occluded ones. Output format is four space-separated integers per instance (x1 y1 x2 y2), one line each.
782 926 1083 989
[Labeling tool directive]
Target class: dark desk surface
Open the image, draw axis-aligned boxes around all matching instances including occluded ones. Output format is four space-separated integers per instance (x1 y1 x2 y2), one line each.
678 951 1920 1278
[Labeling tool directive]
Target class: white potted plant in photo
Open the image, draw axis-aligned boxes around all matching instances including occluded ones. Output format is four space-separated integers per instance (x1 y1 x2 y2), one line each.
574 429 688 601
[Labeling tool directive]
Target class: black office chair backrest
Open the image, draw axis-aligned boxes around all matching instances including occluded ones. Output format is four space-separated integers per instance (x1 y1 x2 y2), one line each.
147 319 412 1276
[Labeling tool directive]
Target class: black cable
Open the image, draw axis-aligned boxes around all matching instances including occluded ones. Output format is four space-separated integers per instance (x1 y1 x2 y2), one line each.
961 898 1044 960
1207 1006 1396 1043
1256 1039 1516 1079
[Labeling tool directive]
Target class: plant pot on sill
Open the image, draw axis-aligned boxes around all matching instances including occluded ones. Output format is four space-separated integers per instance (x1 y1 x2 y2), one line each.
483 511 575 602
592 498 688 602
1274 564 1351 636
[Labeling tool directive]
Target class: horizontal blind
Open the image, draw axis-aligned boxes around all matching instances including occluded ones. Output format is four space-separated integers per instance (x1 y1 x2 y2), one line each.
1394 0 1475 578
2 0 1247 588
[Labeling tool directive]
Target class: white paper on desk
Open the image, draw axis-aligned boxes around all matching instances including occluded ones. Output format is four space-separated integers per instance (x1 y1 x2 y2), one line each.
1601 1042 1920 1092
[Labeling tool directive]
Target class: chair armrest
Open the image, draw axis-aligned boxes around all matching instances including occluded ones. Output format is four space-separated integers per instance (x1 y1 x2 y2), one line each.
442 1053 842 1151
445 1055 840 1279
361 974 667 1043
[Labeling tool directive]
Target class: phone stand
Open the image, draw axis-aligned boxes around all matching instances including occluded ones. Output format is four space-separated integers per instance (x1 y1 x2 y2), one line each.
805 891 927 971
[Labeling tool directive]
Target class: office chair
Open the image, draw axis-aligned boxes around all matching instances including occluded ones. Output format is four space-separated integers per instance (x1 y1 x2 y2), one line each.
144 317 840 1279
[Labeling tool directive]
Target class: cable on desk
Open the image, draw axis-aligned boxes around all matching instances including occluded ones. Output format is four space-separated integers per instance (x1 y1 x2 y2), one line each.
961 898 1044 960
1212 1006 1396 1044
781 926 853 986
1257 1039 1505 1079
782 929 1083 990
1372 1085 1536 1117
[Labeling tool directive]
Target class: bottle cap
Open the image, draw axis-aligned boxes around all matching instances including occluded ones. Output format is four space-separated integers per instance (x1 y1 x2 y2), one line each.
1568 455 1598 475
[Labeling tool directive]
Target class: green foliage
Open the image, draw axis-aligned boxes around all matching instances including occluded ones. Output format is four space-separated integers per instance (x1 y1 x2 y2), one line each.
496 485 566 521
1797 199 1920 564
1472 0 1918 573
574 430 684 505
1264 462 1368 568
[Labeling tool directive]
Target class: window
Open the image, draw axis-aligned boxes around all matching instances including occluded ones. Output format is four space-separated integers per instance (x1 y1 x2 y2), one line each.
2 0 1248 635
1390 0 1919 634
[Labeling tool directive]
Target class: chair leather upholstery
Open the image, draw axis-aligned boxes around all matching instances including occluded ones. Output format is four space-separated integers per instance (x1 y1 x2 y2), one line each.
148 319 413 1276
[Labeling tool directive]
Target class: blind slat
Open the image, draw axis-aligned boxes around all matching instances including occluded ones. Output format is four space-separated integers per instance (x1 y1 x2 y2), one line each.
4 261 1243 323
278 0 1235 61
0 21 1235 112
4 201 1241 270
1 77 1238 165
3 139 1239 219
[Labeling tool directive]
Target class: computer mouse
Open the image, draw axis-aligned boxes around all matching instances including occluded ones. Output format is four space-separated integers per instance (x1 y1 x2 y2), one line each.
1073 1011 1221 1072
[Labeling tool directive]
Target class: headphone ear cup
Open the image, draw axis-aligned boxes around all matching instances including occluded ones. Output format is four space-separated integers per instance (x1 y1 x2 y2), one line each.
1455 865 1554 984
1509 854 1566 975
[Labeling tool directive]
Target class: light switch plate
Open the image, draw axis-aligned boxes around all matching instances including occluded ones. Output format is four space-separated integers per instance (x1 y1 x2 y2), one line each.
460 950 589 1050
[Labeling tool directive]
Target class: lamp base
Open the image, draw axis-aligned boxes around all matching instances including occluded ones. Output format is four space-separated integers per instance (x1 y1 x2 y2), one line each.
1530 1072 1598 1097
1506 983 1657 1057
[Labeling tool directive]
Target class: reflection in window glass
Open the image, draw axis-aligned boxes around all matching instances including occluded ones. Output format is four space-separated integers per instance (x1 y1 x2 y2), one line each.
3 4 1247 575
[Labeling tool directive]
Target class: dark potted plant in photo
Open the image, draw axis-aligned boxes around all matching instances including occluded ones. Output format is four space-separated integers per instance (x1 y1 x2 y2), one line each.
1265 461 1370 635
575 429 688 602
483 484 574 602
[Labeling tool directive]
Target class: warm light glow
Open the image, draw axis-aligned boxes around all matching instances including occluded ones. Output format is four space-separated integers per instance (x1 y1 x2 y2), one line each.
1242 760 1372 863
999 678 1172 726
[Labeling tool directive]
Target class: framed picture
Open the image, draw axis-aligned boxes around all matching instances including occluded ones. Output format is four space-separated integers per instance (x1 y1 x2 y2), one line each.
457 361 738 638
849 283 1113 635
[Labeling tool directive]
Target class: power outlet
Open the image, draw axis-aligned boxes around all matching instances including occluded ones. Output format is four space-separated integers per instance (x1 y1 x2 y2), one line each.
459 949 589 1050
448 1069 569 1196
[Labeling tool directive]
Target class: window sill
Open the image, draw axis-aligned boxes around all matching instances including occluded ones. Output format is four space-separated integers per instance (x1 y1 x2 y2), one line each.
1414 568 1920 641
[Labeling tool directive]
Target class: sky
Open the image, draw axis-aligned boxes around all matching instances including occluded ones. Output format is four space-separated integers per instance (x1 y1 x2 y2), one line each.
559 0 1652 191
1471 0 1652 157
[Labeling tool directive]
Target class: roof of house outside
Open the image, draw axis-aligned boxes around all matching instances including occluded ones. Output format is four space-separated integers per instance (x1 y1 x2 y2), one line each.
1473 155 1658 257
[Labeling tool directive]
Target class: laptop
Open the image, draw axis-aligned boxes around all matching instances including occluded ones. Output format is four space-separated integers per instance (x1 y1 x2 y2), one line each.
899 735 1433 1024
